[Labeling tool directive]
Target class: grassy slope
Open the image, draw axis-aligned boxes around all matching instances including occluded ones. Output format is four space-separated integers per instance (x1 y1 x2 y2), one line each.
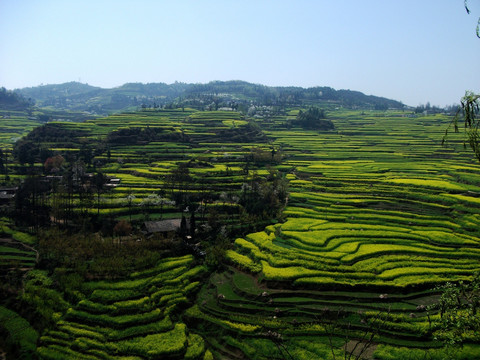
2 108 480 359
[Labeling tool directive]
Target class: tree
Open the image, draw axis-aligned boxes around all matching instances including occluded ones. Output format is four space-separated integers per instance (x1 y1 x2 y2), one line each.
189 209 196 240
1 149 9 181
15 176 51 231
15 140 38 166
442 3 480 161
79 144 93 165
179 215 188 239
44 155 64 173
126 190 136 222
444 92 480 161
113 220 132 237
322 307 392 360
0 87 34 110
464 0 480 38
295 107 334 130
94 171 105 216
434 3 480 353
167 163 191 207
430 272 480 347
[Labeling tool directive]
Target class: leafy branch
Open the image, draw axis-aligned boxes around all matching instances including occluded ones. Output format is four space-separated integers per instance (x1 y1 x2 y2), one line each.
464 0 480 38
443 91 480 161
429 272 480 347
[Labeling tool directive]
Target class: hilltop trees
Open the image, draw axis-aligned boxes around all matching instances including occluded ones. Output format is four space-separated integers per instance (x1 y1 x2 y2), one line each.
15 80 405 115
295 107 335 130
0 87 34 110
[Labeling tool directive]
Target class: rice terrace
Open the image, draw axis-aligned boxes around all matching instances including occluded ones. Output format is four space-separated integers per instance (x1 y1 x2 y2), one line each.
0 81 479 360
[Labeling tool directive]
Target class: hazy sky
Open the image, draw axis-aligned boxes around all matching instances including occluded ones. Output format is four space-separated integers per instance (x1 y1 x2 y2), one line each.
1 0 479 107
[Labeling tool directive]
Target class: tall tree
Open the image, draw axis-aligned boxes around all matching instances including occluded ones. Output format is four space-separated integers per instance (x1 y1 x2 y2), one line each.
452 92 480 161
0 149 3 176
430 272 480 347
94 171 105 216
443 2 479 162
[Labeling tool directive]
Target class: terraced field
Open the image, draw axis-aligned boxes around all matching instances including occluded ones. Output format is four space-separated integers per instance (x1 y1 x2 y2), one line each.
0 240 37 270
33 109 271 224
0 305 38 359
2 108 480 359
0 109 94 147
0 111 41 146
0 219 37 276
36 255 210 360
215 111 480 358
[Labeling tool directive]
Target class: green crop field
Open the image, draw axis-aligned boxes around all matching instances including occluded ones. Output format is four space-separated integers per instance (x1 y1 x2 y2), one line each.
1 106 480 359
0 305 38 359
36 255 207 359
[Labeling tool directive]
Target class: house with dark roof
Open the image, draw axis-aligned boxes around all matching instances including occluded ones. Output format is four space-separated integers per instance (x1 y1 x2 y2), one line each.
143 218 185 238
0 186 17 204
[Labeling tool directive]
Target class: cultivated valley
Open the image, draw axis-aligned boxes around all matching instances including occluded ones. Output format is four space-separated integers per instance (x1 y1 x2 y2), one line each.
0 82 479 360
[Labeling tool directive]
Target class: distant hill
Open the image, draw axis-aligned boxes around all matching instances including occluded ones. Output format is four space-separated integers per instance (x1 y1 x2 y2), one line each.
0 87 35 111
183 81 404 110
15 80 404 115
16 82 101 102
16 82 190 114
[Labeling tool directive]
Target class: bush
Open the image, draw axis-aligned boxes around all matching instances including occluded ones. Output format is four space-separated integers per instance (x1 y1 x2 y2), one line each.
117 323 187 358
226 250 262 273
113 220 132 236
184 333 205 360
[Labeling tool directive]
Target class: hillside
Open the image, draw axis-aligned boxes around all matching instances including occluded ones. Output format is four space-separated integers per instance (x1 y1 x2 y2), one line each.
1 103 480 359
0 87 35 111
15 81 405 115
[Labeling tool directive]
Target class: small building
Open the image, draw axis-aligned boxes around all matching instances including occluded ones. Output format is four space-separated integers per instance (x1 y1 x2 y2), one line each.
0 187 17 203
143 218 185 238
0 187 18 212
105 178 121 188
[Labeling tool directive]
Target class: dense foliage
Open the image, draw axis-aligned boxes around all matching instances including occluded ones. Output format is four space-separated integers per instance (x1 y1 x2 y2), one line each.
295 107 334 130
0 87 34 110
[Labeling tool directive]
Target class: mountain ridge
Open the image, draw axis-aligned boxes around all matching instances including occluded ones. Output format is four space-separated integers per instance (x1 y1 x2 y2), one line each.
13 80 405 115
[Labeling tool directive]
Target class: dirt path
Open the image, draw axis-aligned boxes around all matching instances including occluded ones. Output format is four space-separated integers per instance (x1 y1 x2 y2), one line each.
344 340 377 360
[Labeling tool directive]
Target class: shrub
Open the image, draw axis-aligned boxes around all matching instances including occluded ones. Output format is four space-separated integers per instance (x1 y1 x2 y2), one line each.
117 323 187 358
261 261 325 281
226 250 262 273
184 333 205 360
203 350 214 360
113 220 132 236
